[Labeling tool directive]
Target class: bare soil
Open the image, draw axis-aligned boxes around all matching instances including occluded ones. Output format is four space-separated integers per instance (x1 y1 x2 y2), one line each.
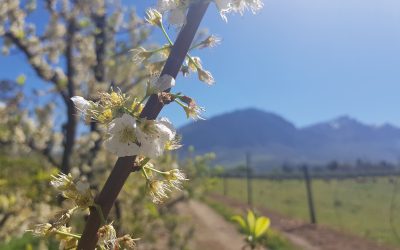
175 199 250 250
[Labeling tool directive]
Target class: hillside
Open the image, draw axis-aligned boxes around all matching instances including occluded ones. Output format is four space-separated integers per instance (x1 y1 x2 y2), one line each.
179 108 400 168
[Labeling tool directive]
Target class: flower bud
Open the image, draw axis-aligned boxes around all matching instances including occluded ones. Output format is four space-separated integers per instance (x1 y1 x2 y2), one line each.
197 68 215 85
145 8 163 27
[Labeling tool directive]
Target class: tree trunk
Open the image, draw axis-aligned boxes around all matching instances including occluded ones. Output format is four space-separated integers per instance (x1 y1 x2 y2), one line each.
61 18 78 174
61 101 77 174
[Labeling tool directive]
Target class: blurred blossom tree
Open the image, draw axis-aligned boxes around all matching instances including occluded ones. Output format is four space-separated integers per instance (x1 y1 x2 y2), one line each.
0 0 150 174
0 0 264 249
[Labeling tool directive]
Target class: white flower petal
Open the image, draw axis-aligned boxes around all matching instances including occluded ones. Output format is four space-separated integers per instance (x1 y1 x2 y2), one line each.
71 96 91 115
104 114 140 157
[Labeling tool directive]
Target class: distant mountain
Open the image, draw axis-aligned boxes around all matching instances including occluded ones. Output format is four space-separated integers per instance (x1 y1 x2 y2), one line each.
178 108 400 169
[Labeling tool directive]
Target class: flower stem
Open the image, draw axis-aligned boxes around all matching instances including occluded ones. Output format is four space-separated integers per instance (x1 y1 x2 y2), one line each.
140 158 151 180
150 45 171 54
174 99 186 108
186 54 201 69
160 23 201 70
144 165 168 175
189 42 203 50
160 23 174 46
141 167 150 181
55 230 81 239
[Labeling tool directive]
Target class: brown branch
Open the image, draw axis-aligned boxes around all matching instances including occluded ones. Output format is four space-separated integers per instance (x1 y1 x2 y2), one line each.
92 11 107 83
77 2 210 249
60 18 78 174
85 9 108 172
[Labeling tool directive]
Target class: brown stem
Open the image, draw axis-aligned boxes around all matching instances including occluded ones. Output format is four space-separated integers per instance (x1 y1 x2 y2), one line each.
77 2 210 249
86 8 108 178
114 199 122 233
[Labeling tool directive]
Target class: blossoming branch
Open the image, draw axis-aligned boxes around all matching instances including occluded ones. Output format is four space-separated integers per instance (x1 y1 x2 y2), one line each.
26 0 264 249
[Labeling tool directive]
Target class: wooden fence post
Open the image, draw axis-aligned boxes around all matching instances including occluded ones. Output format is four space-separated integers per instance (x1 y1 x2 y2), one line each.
303 165 317 224
223 175 228 196
246 152 253 208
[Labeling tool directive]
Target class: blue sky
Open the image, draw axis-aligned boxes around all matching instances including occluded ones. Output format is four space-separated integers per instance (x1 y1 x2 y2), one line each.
1 0 400 128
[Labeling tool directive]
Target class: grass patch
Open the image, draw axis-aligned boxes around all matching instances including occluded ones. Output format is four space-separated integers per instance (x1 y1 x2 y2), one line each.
0 234 58 250
211 177 400 247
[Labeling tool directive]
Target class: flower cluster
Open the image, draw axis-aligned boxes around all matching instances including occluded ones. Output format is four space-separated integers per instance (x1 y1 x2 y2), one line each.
155 0 264 25
28 173 93 249
72 84 191 203
97 223 139 250
29 173 139 249
134 8 218 86
142 162 188 203
72 87 182 158
50 173 93 208
215 0 264 21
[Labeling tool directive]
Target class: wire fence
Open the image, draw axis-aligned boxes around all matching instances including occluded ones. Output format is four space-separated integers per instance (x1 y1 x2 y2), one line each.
211 168 400 246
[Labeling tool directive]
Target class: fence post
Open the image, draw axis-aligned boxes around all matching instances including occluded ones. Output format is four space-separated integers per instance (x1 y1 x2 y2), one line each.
246 152 253 208
303 165 317 224
223 175 228 196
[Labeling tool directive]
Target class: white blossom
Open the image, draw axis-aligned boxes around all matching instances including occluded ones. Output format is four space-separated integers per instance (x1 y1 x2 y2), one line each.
185 104 205 120
50 173 74 192
97 224 117 249
199 35 222 49
104 114 140 157
131 47 153 63
179 96 206 120
145 8 163 27
215 0 231 21
137 117 176 158
232 0 264 14
156 0 188 26
165 169 188 190
148 180 171 203
197 68 215 85
214 0 264 21
156 0 178 13
30 223 52 237
71 96 91 116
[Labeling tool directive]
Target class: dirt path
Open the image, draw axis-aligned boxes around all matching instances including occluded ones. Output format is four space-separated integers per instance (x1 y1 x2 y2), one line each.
175 199 251 250
209 193 400 250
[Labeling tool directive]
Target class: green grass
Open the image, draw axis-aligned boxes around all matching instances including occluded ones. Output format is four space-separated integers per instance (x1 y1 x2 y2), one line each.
211 177 400 247
203 197 295 250
0 234 58 250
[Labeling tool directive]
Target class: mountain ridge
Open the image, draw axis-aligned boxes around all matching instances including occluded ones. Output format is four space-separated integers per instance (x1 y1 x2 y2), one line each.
178 108 400 168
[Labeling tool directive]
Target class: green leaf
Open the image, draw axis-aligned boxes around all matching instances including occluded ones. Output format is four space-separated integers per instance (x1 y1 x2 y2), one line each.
247 210 256 235
231 215 246 231
16 74 26 85
254 216 270 238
